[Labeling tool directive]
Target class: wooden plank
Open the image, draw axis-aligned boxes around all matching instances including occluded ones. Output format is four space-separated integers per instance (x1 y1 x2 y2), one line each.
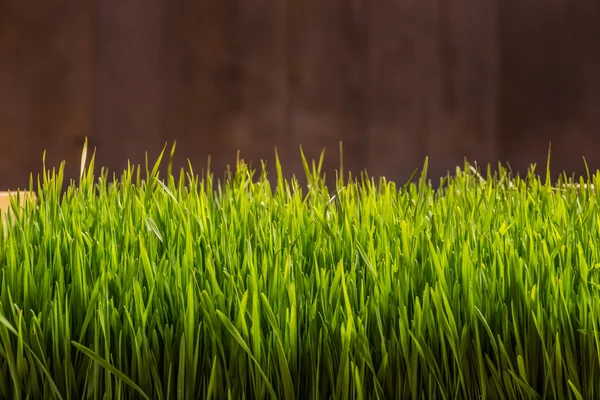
234 0 289 181
366 0 437 185
0 192 36 220
498 0 600 179
367 0 500 185
93 0 165 174
0 191 36 233
498 0 569 172
0 1 93 190
428 0 499 179
287 0 368 186
162 0 243 178
164 0 290 182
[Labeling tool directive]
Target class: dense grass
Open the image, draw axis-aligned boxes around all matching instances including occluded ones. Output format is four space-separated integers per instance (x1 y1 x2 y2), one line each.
0 144 600 399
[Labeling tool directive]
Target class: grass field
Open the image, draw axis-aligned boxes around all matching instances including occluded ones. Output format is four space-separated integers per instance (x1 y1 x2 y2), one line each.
0 143 599 399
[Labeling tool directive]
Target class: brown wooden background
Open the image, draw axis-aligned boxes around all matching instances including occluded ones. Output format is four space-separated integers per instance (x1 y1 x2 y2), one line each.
1 0 599 190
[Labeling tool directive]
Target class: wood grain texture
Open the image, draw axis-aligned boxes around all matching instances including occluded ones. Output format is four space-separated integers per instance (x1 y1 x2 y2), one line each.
428 0 499 180
366 0 433 184
0 1 599 190
162 0 243 177
287 0 368 186
93 0 165 173
233 0 289 179
0 0 93 190
498 0 600 179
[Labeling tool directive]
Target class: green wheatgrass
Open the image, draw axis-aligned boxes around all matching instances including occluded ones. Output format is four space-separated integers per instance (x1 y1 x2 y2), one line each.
0 142 599 399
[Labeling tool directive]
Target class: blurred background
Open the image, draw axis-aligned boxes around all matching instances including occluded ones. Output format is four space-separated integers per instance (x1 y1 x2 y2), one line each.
0 0 599 190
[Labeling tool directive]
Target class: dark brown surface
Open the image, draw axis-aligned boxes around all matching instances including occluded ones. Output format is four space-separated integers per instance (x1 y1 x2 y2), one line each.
93 0 165 173
0 1 93 189
365 0 430 184
497 0 600 180
286 0 368 186
1 0 599 190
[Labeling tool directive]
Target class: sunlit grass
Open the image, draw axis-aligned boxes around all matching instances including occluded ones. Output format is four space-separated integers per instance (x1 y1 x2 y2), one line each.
0 142 599 399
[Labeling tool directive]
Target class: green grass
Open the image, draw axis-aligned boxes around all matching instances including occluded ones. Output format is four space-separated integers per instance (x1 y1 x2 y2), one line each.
0 142 599 399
